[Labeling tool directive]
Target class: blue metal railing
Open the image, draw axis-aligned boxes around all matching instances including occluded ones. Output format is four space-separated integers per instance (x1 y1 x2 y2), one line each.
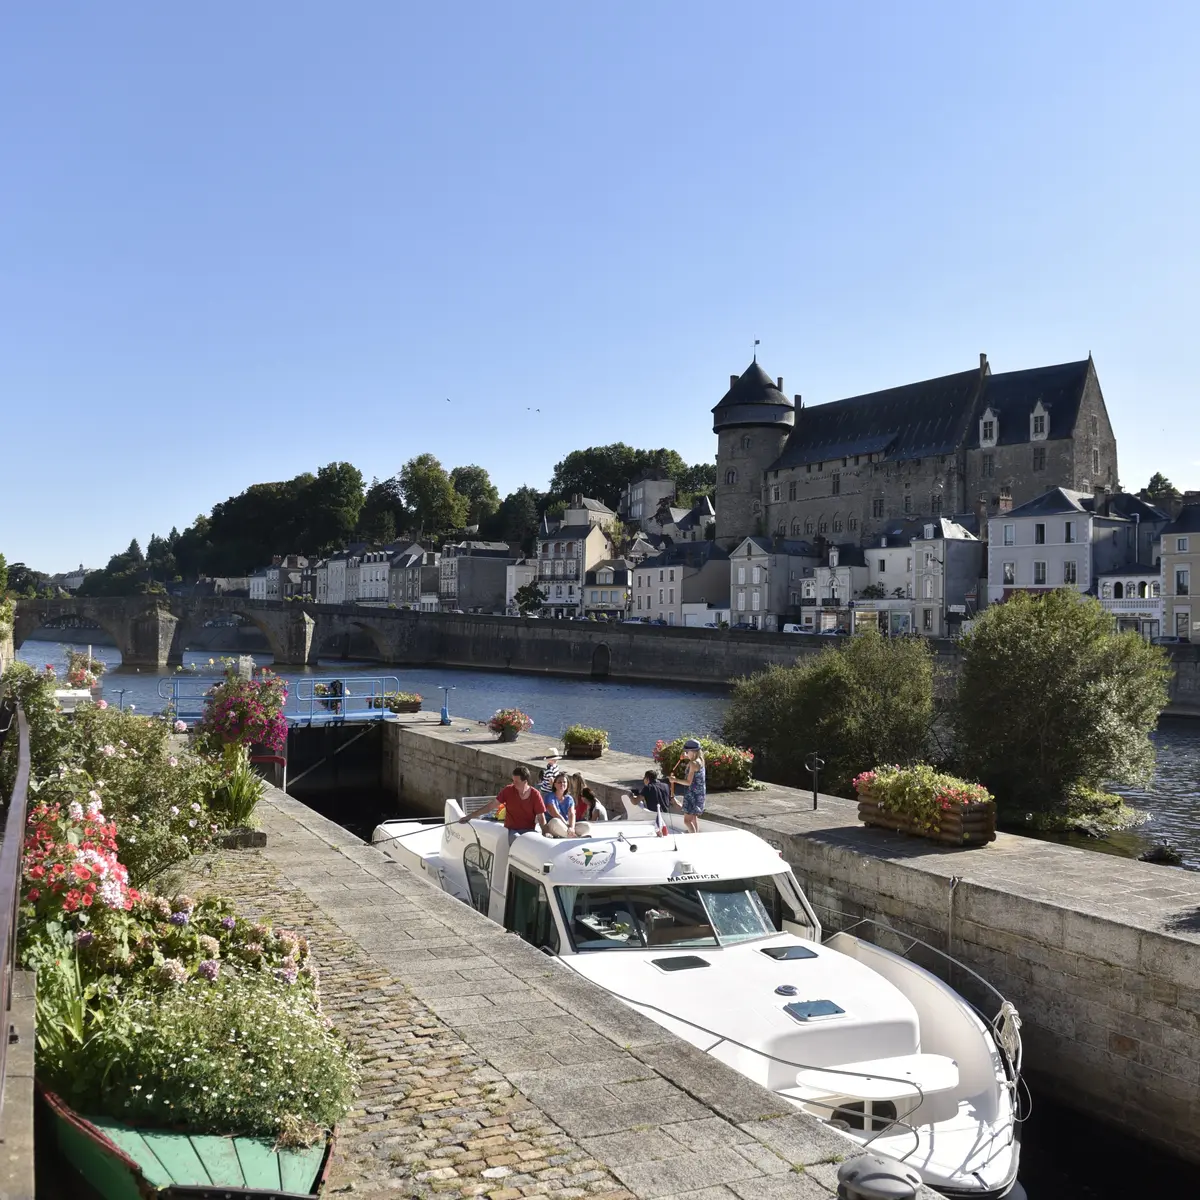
157 675 218 720
290 676 402 725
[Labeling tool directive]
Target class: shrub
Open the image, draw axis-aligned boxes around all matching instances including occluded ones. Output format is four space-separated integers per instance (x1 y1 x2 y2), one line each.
723 628 935 794
562 724 608 748
66 973 358 1137
853 764 992 835
210 745 265 829
654 735 754 791
1 662 70 797
953 590 1171 819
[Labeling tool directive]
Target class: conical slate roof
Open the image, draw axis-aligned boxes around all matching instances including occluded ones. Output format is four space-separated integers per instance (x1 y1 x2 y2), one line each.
713 362 793 412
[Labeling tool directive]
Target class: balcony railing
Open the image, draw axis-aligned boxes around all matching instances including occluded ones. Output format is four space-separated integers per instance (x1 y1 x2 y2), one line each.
1100 598 1163 614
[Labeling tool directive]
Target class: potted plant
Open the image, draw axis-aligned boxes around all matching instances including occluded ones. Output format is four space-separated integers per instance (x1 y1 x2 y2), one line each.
488 708 533 743
853 764 996 846
562 724 609 759
367 691 422 714
66 649 105 696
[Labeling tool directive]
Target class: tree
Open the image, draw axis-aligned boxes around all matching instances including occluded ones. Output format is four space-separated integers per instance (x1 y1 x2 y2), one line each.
304 462 365 556
483 486 543 552
550 444 643 511
7 563 49 596
450 465 501 527
1143 472 1182 510
399 454 468 540
723 629 935 794
357 477 406 545
146 533 177 581
953 590 1171 819
513 581 545 615
0 553 7 595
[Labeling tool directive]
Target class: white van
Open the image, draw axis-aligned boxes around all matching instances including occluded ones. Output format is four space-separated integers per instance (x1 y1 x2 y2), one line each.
781 623 805 634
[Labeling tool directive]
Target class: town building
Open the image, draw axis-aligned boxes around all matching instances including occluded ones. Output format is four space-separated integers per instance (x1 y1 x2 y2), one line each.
505 559 539 615
681 600 731 627
910 517 983 638
811 546 870 632
621 474 677 531
727 536 820 631
630 542 730 626
643 495 716 544
1161 505 1200 642
248 568 269 601
325 548 364 606
1096 565 1163 639
355 551 390 606
583 559 632 620
439 541 515 613
313 560 328 603
985 488 1134 605
535 496 617 618
713 355 1119 550
389 546 439 609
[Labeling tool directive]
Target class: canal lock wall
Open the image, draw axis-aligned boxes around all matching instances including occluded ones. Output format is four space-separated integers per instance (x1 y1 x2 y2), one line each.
375 716 1200 1167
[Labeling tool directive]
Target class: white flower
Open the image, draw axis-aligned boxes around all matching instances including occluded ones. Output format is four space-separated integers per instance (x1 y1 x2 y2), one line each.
68 801 84 822
190 803 201 813
167 756 179 767
100 745 116 757
169 806 179 816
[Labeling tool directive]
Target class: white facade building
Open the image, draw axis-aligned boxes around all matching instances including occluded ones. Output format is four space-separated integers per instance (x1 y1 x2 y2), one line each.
356 551 390 605
505 560 539 614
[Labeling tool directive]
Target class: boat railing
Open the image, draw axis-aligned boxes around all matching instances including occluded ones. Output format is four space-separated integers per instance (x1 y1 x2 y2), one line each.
829 916 1024 1076
290 676 402 725
0 698 32 1129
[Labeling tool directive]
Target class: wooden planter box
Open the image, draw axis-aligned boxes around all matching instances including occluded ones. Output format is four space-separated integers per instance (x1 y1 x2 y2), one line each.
857 793 996 847
564 742 605 760
387 701 421 714
42 1088 334 1198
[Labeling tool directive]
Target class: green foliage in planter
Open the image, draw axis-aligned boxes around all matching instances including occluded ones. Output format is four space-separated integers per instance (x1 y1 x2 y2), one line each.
722 628 934 795
367 691 422 711
953 591 1170 819
654 735 754 791
562 724 609 748
210 745 265 829
69 972 358 1137
853 764 992 835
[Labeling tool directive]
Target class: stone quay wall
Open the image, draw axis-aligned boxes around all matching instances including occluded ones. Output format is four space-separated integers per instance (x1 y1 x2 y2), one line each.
380 715 1200 1165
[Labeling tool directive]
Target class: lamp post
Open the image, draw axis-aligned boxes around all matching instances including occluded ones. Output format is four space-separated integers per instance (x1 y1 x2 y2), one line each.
805 751 824 810
439 685 456 726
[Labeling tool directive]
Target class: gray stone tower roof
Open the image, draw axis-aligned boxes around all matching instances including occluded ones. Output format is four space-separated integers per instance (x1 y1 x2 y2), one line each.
711 362 796 433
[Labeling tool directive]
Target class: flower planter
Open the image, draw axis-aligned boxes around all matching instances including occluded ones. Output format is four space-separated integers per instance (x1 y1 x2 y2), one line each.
564 742 604 760
42 1088 334 1198
388 701 421 714
857 793 996 847
497 728 520 743
218 827 268 850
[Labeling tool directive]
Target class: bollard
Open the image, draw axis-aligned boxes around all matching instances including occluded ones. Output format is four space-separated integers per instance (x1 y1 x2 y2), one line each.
836 1153 922 1200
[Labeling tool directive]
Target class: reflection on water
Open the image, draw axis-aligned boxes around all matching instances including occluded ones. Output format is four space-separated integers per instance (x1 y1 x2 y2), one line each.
18 640 1200 864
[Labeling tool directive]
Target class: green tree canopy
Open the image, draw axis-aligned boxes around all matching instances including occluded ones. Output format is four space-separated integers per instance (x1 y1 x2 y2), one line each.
952 590 1171 817
482 486 544 551
1143 472 1182 509
304 462 366 556
723 629 935 794
450 464 501 526
399 454 468 540
512 581 545 615
549 444 714 512
357 477 406 545
0 553 8 595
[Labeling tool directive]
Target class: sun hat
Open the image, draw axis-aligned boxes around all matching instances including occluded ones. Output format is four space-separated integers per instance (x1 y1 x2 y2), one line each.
545 748 561 758
683 738 701 750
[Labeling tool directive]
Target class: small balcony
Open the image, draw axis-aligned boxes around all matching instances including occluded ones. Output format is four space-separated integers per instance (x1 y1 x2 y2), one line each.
1100 597 1163 616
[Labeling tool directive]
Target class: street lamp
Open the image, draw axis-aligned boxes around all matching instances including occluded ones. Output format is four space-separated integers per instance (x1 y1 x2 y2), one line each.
439 685 456 726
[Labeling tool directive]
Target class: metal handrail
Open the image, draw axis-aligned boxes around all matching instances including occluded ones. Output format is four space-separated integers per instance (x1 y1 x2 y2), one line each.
0 703 31 1125
291 675 401 724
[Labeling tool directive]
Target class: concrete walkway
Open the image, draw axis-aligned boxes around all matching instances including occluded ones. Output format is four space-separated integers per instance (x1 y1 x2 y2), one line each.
183 788 938 1199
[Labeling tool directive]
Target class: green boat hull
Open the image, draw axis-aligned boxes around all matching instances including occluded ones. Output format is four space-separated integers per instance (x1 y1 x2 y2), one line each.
42 1089 334 1198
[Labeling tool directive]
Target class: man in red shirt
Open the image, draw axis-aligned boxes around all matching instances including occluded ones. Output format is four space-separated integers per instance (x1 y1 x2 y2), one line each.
460 766 547 834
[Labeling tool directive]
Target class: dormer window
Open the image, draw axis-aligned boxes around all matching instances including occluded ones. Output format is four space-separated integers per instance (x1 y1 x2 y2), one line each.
980 408 998 447
1030 402 1048 441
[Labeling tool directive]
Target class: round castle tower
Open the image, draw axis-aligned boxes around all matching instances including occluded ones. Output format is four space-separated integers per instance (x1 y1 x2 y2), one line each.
712 362 796 548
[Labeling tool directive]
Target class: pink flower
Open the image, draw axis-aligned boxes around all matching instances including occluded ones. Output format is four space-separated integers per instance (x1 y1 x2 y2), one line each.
97 700 108 710
100 745 116 757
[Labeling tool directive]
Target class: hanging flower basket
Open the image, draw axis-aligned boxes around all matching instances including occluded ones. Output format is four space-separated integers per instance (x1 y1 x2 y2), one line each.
853 766 996 847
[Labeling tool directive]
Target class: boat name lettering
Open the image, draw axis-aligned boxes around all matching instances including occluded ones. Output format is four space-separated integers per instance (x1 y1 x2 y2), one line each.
672 871 721 882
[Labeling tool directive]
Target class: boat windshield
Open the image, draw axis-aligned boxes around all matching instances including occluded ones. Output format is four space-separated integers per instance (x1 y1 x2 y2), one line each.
557 878 777 951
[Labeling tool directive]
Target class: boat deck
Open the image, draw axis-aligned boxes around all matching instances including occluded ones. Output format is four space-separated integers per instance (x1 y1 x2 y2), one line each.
180 786 943 1200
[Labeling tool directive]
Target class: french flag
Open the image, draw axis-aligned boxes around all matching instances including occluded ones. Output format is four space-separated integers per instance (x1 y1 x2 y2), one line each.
655 809 668 837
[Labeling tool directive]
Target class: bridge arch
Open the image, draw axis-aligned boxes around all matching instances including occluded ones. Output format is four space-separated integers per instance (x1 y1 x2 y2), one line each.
167 607 289 665
312 615 392 664
12 600 134 665
591 643 611 679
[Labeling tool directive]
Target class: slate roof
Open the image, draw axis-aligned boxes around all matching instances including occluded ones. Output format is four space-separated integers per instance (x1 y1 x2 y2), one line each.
538 524 603 541
1163 504 1200 536
567 496 615 515
639 542 730 570
827 544 868 566
585 559 631 586
1002 487 1095 519
713 362 794 412
1106 493 1170 524
1095 563 1161 577
736 536 820 558
976 359 1091 446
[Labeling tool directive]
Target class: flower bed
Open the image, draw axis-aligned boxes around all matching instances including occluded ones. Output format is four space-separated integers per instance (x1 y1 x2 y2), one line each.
654 735 755 792
367 691 422 714
853 764 996 846
562 724 608 759
488 708 533 742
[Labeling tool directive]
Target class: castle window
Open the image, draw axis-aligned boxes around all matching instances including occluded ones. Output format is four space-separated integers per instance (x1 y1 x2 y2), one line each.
725 469 737 485
980 410 998 447
848 516 859 531
982 454 994 477
842 457 848 467
1092 449 1100 474
831 473 841 495
807 464 812 474
777 521 786 535
772 485 781 502
903 494 912 513
818 520 828 534
741 435 752 450
817 462 824 472
791 519 802 535
1032 413 1046 436
872 498 884 518
833 517 843 532
804 519 815 534
1091 415 1099 436
1033 448 1046 471
983 420 995 441
854 456 860 465
788 482 797 501
931 493 943 514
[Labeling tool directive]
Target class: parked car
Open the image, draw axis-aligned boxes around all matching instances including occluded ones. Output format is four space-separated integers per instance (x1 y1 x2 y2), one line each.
730 621 755 630
819 627 848 636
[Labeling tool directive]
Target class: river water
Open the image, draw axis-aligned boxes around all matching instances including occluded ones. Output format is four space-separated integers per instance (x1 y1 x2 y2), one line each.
19 640 1200 1197
20 639 1199 865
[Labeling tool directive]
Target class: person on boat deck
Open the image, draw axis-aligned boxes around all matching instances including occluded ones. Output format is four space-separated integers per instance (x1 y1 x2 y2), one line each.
631 770 671 814
568 773 607 823
581 785 607 822
544 771 591 838
669 739 706 834
539 749 562 799
459 766 546 834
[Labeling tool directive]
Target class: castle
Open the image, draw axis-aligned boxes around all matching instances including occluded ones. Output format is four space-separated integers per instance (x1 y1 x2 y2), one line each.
712 353 1119 548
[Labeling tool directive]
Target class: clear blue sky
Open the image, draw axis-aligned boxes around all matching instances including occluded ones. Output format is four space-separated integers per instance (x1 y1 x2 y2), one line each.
3 2 1197 573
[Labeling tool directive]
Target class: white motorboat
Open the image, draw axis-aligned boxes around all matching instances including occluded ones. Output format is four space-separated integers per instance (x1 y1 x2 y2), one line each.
373 801 1025 1199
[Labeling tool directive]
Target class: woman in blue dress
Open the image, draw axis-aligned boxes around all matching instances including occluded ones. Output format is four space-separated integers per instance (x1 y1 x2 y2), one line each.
669 738 707 834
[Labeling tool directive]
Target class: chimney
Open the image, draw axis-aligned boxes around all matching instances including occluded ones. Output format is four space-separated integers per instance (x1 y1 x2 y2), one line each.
1093 483 1109 516
974 493 989 539
730 374 739 389
998 487 1013 514
794 394 802 408
777 377 784 392
979 352 988 376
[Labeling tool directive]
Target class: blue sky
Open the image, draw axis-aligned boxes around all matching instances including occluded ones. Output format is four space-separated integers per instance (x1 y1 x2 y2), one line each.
3 3 1197 573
